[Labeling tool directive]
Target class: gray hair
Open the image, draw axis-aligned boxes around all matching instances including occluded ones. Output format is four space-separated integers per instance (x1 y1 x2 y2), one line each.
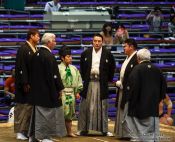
137 48 151 61
41 33 56 44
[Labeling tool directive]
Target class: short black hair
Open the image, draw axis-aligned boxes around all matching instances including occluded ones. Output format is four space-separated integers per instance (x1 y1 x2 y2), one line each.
124 38 137 49
59 45 71 59
93 33 103 41
26 29 39 40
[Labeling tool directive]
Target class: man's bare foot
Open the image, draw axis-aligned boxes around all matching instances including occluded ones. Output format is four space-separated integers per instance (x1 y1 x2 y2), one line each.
67 133 77 137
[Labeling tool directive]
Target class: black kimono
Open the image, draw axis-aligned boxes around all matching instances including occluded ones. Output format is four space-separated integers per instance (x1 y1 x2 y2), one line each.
78 46 115 133
14 41 36 133
80 47 116 100
28 47 64 107
127 61 166 118
15 42 35 103
28 46 66 140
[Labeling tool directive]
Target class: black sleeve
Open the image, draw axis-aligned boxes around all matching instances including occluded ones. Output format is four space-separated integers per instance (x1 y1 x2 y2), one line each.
53 59 64 93
80 52 85 81
108 52 116 82
16 46 29 85
160 74 167 102
127 68 140 109
45 54 64 93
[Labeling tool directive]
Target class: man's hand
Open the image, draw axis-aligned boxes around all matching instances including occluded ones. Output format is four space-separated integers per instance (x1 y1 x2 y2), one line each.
58 91 62 99
76 93 81 100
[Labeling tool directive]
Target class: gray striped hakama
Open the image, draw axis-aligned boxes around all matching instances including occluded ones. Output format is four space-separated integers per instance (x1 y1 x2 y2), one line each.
29 106 67 140
114 90 130 138
123 103 160 142
78 80 108 133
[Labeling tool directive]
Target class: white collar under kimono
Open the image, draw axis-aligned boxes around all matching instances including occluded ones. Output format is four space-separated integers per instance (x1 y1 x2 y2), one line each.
91 47 102 75
116 51 137 88
41 45 51 52
26 41 37 53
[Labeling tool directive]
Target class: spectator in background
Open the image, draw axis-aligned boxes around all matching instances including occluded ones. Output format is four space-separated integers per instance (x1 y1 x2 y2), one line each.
168 15 175 37
124 48 166 141
114 24 129 44
170 5 175 22
146 6 164 32
15 29 40 140
100 22 113 49
111 6 119 19
4 68 15 105
159 94 174 126
44 0 61 13
58 46 83 137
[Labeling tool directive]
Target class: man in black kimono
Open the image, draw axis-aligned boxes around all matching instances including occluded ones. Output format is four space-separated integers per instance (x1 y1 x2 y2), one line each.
77 33 116 136
15 29 40 140
125 48 166 141
114 39 138 140
28 33 66 142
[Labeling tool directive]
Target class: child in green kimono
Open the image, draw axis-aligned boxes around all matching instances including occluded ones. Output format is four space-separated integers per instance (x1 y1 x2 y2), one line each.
58 46 83 137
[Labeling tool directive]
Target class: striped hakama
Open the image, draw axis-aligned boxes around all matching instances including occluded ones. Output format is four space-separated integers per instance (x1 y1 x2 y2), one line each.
123 103 160 142
78 80 108 133
114 90 130 138
14 103 33 133
29 106 67 140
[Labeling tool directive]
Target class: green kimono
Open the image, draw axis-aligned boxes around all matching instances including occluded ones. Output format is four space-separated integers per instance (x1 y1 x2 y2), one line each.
58 62 83 120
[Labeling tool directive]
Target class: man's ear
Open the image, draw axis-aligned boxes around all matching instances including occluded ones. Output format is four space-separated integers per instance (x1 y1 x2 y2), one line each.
30 34 34 39
130 45 134 49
